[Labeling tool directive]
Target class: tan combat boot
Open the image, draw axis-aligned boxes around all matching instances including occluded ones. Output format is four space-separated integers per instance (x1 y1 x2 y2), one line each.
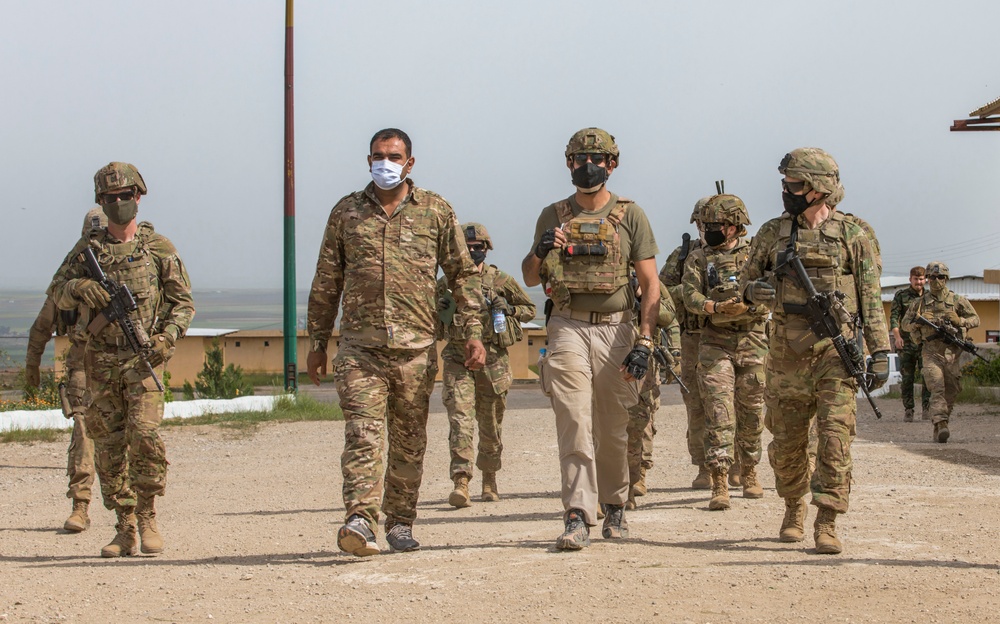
903 408 914 422
481 472 500 502
779 497 807 542
449 475 471 508
136 496 164 554
64 499 90 532
728 457 741 487
691 465 712 490
101 508 137 558
934 421 950 443
631 466 647 498
709 467 730 511
741 464 764 499
813 506 842 554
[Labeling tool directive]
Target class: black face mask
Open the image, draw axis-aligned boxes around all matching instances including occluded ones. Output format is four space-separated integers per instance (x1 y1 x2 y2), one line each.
470 250 487 266
782 191 811 216
571 162 608 192
704 229 727 247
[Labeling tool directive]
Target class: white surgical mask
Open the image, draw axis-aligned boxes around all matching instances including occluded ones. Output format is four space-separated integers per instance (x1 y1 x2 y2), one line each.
371 159 406 190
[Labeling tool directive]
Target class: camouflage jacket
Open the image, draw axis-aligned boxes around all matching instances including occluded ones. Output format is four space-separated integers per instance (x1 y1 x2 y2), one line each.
437 264 535 350
49 222 195 345
740 211 889 354
683 237 768 331
901 287 980 345
308 181 482 351
660 236 704 334
889 286 923 347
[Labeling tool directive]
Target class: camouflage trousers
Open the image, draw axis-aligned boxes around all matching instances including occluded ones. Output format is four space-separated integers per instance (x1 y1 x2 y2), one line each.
333 343 437 531
680 331 707 466
764 332 857 513
84 344 167 512
64 349 95 502
921 341 963 425
899 343 931 411
698 326 767 470
442 344 512 478
626 359 660 476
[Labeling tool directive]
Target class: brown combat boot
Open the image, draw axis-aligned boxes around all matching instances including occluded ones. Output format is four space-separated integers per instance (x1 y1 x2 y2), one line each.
779 497 807 542
709 467 730 511
814 506 842 554
64 499 90 532
903 408 914 422
449 475 471 508
741 464 764 499
631 466 647 498
101 508 137 558
136 496 164 554
934 421 950 443
728 457 741 487
481 472 500 502
691 465 712 490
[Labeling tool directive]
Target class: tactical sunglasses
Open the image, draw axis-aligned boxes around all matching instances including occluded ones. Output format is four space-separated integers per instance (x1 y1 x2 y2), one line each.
571 153 609 166
782 180 807 194
467 243 487 252
101 190 136 204
926 275 947 281
703 222 725 231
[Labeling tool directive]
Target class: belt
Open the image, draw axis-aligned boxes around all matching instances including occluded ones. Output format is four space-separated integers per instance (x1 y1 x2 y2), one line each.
550 306 631 325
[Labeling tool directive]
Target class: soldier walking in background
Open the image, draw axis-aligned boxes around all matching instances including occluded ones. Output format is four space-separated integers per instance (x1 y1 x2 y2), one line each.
660 199 712 490
683 194 768 511
307 128 485 556
26 208 107 532
741 148 890 554
891 266 931 422
439 223 535 507
50 163 194 557
522 128 659 550
902 261 980 443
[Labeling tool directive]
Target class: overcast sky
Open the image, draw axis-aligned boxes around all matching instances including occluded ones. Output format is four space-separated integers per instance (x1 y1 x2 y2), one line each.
2 1 998 293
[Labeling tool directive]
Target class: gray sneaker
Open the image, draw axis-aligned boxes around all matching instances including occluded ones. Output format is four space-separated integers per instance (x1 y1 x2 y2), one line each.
337 515 380 557
385 523 421 552
601 503 629 539
556 509 590 551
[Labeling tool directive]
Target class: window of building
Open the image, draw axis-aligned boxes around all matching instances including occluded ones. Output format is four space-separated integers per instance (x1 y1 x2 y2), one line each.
264 341 270 347
235 341 241 347
987 330 999 344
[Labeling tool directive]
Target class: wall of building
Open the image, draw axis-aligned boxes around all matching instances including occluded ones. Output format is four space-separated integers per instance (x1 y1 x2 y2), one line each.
881 300 998 344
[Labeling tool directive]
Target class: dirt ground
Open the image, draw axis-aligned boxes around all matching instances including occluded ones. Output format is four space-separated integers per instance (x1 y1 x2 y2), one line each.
3 384 1000 623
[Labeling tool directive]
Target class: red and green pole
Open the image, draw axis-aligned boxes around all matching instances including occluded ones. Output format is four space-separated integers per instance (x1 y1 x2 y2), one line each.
283 0 297 392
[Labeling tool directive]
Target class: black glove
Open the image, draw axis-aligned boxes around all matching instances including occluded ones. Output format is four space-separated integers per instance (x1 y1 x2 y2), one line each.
866 351 890 391
622 345 651 380
534 228 557 259
437 296 451 312
745 280 775 305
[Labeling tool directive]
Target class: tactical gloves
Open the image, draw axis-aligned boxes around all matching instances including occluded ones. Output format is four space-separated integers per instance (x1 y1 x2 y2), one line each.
534 229 557 259
622 345 651 381
72 278 111 309
714 297 750 316
745 280 775 306
866 351 890 391
146 333 175 368
940 309 963 328
492 296 513 315
25 364 40 388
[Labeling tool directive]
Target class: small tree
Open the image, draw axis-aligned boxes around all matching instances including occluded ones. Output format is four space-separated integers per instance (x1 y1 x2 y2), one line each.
183 338 254 399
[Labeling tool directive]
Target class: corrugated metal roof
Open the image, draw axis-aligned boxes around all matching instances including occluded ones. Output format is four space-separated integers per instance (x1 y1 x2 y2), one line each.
970 96 1000 118
881 275 999 302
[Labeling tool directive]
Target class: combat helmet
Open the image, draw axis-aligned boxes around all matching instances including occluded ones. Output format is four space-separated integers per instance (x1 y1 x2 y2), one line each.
461 222 493 250
94 162 147 203
81 206 108 238
565 127 620 161
691 196 713 224
926 261 950 278
778 148 841 195
700 194 750 227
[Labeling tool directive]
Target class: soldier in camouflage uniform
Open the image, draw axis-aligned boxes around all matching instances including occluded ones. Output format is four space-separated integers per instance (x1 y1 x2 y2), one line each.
522 128 659 550
625 279 677 509
438 222 535 507
891 266 931 422
26 208 107 532
50 163 194 557
902 261 980 443
660 199 712 489
307 128 485 557
683 194 769 511
741 148 890 554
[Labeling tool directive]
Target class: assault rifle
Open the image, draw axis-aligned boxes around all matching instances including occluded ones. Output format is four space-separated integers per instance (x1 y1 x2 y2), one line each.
653 328 689 393
915 315 990 363
775 246 883 419
81 247 164 391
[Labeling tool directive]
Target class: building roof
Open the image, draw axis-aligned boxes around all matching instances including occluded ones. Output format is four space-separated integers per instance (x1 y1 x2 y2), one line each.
881 275 1000 302
970 96 1000 118
186 328 239 337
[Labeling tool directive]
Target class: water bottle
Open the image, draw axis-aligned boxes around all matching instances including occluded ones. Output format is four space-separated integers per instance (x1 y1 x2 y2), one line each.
492 303 507 334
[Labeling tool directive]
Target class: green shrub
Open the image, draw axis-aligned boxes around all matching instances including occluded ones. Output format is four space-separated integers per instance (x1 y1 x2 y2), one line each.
184 338 254 399
964 355 1000 386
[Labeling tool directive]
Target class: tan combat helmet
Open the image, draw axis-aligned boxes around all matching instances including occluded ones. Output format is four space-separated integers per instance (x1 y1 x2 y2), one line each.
926 261 950 278
778 147 842 196
461 222 494 250
94 162 147 202
700 194 751 227
81 206 108 238
691 196 713 224
565 127 620 162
